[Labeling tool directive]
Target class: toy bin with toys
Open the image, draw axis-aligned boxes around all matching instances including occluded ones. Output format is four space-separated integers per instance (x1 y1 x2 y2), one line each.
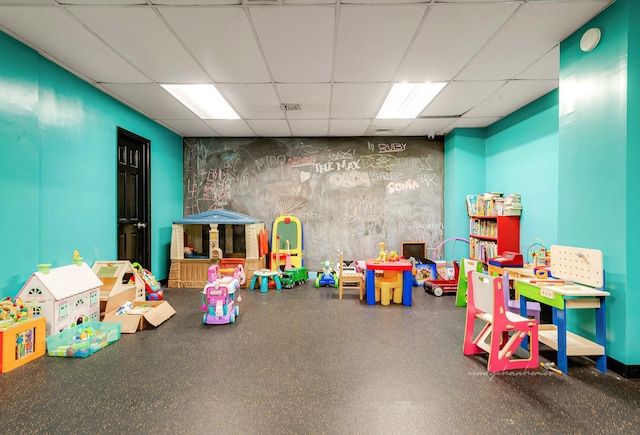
46 322 121 358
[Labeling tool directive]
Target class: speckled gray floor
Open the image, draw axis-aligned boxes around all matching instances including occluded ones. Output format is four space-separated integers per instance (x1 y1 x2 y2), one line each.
1 283 639 434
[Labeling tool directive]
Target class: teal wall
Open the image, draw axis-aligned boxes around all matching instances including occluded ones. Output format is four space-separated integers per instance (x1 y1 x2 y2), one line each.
443 129 485 261
0 31 184 299
557 0 638 365
485 90 560 257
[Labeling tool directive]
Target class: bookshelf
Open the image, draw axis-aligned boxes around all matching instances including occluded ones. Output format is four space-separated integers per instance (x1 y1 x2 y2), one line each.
469 215 520 263
467 192 521 263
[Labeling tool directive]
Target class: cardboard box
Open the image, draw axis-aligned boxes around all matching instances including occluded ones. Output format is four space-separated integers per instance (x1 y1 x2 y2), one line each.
102 288 175 333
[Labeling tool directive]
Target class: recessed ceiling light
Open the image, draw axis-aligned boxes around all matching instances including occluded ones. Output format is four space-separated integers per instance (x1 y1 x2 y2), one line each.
376 82 447 119
161 84 240 119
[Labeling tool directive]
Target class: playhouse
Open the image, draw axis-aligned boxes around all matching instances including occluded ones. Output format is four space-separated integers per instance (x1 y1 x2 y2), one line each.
168 209 266 289
17 263 103 337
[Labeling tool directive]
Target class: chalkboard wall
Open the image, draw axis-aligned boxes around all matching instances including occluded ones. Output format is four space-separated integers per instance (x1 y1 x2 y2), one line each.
183 137 444 268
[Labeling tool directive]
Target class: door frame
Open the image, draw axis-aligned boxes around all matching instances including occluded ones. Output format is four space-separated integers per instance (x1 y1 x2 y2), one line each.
117 127 151 268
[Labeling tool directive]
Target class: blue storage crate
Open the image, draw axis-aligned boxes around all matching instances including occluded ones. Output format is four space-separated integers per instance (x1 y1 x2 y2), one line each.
46 322 121 358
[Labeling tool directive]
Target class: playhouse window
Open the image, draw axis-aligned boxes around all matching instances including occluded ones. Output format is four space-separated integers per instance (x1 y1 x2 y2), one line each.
28 287 43 295
58 302 69 319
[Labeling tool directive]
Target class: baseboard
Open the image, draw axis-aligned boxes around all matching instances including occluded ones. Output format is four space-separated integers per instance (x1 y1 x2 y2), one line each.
606 357 640 379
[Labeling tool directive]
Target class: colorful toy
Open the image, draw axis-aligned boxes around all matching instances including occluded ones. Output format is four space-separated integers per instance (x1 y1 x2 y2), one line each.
17 262 103 337
279 267 309 289
271 215 303 269
131 262 164 301
202 265 240 324
373 242 388 263
315 260 338 288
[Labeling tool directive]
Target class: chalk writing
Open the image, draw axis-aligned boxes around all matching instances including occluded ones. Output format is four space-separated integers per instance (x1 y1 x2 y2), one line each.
378 143 406 153
387 179 420 194
328 171 371 188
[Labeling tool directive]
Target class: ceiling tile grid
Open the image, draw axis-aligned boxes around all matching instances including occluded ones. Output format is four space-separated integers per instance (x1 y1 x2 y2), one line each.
0 0 614 137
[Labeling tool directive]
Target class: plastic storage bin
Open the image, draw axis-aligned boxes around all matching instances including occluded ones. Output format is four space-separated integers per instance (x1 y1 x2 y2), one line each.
46 322 121 358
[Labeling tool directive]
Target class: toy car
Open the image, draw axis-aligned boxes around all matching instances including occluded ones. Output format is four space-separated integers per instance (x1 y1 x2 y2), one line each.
202 279 239 324
280 267 309 289
315 261 338 288
423 261 459 297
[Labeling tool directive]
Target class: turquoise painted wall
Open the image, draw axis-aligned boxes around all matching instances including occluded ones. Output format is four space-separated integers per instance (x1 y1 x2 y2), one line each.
558 0 636 364
485 90 560 260
443 129 485 262
0 31 183 299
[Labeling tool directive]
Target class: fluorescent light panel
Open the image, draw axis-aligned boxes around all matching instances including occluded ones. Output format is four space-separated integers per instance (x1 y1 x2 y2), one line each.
161 84 240 119
376 82 447 119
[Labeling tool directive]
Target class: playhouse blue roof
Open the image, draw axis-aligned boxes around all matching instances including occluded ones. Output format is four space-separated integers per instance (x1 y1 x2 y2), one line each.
173 210 262 225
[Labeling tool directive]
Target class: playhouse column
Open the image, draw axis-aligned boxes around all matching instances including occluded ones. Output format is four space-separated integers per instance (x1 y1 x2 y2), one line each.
209 224 221 260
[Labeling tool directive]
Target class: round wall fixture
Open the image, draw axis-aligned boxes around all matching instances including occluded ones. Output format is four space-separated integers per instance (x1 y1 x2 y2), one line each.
580 28 601 52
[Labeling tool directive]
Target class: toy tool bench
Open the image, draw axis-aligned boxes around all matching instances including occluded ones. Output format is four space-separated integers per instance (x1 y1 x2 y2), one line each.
514 245 609 374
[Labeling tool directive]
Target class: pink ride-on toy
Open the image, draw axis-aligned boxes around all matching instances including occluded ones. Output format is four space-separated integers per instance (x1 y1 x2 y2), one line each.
202 265 240 325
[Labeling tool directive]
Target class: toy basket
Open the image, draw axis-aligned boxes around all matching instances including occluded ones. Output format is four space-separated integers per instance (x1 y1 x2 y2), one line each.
46 322 121 358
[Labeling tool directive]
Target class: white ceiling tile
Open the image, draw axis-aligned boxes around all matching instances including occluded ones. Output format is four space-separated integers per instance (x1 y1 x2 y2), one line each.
204 120 256 137
0 7 149 83
59 0 146 4
464 79 558 118
162 119 220 137
276 83 331 119
284 0 336 4
249 6 335 82
334 5 427 82
159 7 270 83
68 6 209 82
516 46 559 80
329 119 370 136
402 118 458 136
420 81 506 117
331 83 388 119
152 0 239 4
216 83 284 120
394 2 518 82
246 119 292 136
289 120 329 136
99 83 198 119
442 116 503 134
457 1 611 80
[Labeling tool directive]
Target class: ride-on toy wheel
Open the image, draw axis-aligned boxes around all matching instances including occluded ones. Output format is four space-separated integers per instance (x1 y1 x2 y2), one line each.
433 286 444 297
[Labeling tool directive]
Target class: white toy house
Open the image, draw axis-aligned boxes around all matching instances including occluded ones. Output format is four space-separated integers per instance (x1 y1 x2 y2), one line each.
17 262 103 337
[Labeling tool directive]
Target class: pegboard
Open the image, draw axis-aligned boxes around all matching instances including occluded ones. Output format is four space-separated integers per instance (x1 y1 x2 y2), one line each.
550 245 603 288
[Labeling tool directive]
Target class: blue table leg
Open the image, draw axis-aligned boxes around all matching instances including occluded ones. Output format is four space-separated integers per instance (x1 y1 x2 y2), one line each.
250 275 258 291
595 297 607 373
402 270 412 306
260 276 268 293
555 305 568 374
274 276 281 290
520 296 530 350
366 269 375 305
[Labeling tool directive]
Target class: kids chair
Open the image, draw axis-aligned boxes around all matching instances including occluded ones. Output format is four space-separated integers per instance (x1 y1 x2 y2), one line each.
463 271 539 373
503 272 541 321
338 251 364 300
377 271 402 305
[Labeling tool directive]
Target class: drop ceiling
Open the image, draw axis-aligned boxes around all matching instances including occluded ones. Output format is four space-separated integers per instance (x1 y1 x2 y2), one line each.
0 0 614 138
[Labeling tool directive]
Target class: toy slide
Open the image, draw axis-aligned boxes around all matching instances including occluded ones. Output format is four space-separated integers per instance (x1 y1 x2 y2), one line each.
131 262 164 301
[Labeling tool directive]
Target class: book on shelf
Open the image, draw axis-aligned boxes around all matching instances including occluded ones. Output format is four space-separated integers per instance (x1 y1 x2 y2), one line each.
466 194 478 216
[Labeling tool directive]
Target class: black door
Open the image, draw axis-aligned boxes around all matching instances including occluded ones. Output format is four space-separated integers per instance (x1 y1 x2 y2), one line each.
117 127 151 268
